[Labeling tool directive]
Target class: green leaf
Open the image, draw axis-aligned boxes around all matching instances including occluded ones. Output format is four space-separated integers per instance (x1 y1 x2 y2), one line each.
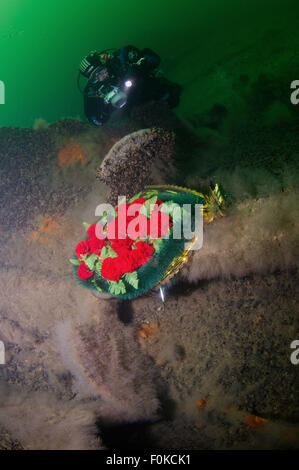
95 220 106 234
117 195 127 205
140 196 158 217
143 190 158 199
160 201 182 223
172 210 183 224
150 238 164 253
124 271 139 289
85 253 98 271
160 201 175 213
139 205 147 217
108 279 126 295
146 195 158 210
95 260 103 274
108 207 117 220
91 278 102 292
118 280 126 294
98 214 107 227
99 245 118 260
105 245 118 259
83 222 91 231
99 207 116 228
133 237 148 243
69 258 80 266
99 246 108 260
128 192 142 203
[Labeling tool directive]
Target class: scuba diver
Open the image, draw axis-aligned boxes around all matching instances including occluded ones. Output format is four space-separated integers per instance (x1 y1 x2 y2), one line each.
78 45 182 125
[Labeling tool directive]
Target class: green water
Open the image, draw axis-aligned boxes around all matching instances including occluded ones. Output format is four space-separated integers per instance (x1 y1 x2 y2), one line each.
0 0 299 127
1 0 299 451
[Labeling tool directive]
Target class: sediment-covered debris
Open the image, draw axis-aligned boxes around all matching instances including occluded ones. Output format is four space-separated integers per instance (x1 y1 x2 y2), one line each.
96 127 176 204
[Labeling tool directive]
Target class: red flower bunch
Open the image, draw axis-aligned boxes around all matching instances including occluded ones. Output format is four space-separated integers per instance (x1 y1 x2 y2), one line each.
78 262 94 281
75 223 107 280
101 241 154 281
73 195 172 283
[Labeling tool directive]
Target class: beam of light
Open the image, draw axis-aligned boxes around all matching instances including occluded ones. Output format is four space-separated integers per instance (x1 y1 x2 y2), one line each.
124 79 133 88
159 286 165 302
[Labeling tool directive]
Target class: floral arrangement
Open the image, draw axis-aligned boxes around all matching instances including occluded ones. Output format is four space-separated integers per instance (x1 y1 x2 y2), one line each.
70 185 223 299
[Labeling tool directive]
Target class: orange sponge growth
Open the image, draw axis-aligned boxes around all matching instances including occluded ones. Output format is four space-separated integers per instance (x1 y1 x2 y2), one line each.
245 414 267 429
58 140 87 168
138 323 159 339
28 217 61 244
196 398 207 409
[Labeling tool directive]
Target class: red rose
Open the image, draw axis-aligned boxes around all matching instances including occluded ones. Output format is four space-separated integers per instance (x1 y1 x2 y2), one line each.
75 240 91 259
134 241 154 262
120 242 154 271
129 197 147 206
132 252 147 270
126 213 149 239
116 202 130 214
106 217 118 240
106 216 125 240
129 198 163 213
87 223 105 240
127 201 146 219
135 240 154 255
86 224 96 238
78 262 94 280
117 250 137 273
148 210 172 238
101 257 123 281
111 237 134 254
89 237 106 255
150 199 163 211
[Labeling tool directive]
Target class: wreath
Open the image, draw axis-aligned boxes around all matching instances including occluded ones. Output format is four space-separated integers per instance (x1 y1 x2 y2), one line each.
70 185 224 299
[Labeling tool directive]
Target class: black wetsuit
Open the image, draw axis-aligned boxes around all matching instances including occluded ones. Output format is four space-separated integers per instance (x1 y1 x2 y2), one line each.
83 45 180 125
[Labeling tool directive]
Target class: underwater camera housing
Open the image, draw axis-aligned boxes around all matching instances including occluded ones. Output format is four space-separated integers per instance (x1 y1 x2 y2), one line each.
79 51 101 78
103 85 127 108
83 80 129 126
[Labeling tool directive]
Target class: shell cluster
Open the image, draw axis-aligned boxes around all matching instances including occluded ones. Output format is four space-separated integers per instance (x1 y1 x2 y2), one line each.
96 127 175 204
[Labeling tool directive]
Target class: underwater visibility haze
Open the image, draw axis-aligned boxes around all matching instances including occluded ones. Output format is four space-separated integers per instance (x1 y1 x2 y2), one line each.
0 0 298 452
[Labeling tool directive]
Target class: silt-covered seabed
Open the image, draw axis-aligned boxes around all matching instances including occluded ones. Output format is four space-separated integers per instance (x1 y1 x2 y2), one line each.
0 24 299 449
